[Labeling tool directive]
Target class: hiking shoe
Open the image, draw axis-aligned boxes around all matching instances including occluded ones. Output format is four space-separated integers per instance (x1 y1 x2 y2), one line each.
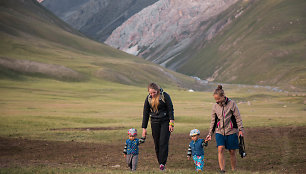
159 164 165 171
219 169 226 173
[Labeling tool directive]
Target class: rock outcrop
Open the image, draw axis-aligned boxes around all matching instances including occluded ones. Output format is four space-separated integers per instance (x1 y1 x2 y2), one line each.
41 0 159 41
105 0 239 70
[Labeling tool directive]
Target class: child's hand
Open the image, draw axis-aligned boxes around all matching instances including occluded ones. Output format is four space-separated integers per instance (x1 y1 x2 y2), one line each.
124 154 126 158
203 140 208 147
187 156 190 160
139 137 146 144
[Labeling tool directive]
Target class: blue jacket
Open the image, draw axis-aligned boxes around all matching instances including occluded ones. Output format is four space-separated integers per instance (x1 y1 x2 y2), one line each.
188 139 205 156
123 138 145 155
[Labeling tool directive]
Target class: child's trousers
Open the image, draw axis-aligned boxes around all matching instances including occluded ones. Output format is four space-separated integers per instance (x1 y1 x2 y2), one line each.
193 155 204 171
126 154 138 171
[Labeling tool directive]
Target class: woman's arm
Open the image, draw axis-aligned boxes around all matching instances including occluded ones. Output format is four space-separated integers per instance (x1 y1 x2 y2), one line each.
164 92 175 132
142 96 150 137
232 102 244 136
164 92 174 120
206 106 217 141
142 96 150 129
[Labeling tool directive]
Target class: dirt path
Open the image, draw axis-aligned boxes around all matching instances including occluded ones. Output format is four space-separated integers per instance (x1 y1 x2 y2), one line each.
271 126 292 171
0 127 305 173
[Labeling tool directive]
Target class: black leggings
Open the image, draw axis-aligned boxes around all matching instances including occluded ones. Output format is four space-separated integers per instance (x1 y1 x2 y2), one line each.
151 120 171 165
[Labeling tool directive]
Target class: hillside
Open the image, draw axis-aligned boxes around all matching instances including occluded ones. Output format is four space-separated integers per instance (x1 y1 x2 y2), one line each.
105 0 239 68
178 0 306 91
36 0 306 91
104 0 305 91
0 0 202 89
41 0 159 42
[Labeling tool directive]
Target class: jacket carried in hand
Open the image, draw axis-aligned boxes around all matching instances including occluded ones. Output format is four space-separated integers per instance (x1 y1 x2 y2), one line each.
208 97 244 136
142 88 174 128
187 139 207 157
123 138 145 155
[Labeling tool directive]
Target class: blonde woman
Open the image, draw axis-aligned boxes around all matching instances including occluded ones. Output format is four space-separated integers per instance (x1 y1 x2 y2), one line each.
142 83 174 171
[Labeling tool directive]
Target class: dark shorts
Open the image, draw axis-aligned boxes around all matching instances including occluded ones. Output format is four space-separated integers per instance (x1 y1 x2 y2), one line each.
215 133 239 150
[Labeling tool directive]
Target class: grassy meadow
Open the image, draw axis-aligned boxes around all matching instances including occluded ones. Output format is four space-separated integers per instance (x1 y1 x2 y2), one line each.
0 77 305 173
0 0 305 173
1 78 305 143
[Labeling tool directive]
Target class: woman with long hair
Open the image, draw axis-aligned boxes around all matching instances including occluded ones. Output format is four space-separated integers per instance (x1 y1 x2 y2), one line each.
142 82 174 171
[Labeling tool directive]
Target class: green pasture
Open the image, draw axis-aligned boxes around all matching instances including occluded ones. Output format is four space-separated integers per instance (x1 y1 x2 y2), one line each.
0 78 305 144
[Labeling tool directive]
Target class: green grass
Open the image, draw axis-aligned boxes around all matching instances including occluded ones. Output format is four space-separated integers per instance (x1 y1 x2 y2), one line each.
0 78 305 144
177 0 306 91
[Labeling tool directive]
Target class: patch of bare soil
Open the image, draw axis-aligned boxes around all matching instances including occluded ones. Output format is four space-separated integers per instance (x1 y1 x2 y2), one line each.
0 127 305 173
49 127 124 131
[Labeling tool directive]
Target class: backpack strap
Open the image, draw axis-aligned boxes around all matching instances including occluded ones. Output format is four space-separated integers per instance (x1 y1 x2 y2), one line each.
160 91 165 103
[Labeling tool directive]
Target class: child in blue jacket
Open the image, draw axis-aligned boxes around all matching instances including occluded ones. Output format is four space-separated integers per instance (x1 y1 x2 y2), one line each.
187 129 208 172
123 128 145 171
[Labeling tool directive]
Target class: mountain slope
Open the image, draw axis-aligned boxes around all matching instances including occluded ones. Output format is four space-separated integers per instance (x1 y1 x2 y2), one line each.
105 0 241 68
178 0 306 91
41 0 159 42
0 0 202 89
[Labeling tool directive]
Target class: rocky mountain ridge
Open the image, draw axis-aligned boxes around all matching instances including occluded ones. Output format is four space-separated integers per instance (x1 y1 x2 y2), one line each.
41 0 159 41
105 0 240 70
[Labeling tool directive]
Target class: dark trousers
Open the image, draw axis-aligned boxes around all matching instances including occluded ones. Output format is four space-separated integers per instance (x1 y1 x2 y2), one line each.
151 120 171 165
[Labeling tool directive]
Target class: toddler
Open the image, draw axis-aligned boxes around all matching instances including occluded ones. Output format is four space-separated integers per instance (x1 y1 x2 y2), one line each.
187 129 208 172
123 128 145 171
